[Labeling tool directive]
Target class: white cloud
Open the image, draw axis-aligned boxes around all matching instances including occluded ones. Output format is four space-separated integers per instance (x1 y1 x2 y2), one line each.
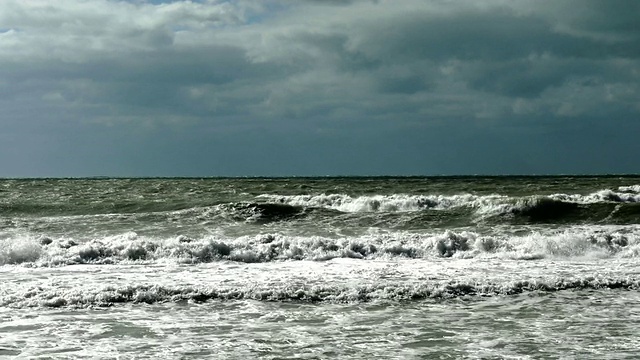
0 0 253 64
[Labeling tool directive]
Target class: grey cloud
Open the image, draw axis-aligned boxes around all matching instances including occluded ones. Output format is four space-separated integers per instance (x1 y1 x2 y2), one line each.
463 58 596 98
540 0 640 39
1 0 639 176
347 9 557 61
247 0 639 108
376 74 430 95
5 0 637 123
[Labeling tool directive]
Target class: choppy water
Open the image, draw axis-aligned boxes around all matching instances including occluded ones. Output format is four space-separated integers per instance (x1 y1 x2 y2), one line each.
1 176 640 358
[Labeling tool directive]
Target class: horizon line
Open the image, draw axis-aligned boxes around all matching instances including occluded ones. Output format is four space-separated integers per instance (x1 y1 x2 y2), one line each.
1 173 640 180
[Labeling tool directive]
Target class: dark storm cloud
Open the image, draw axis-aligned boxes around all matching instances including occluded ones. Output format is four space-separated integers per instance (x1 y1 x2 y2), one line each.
0 0 639 176
239 0 640 119
291 3 638 99
3 0 638 119
544 0 640 37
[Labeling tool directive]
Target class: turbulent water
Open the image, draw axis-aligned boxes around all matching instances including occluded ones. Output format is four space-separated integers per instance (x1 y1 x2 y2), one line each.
2 176 640 358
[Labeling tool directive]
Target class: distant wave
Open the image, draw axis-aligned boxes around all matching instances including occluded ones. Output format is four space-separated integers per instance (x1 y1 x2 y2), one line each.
256 193 507 213
3 277 639 308
253 186 640 226
3 185 638 226
549 186 640 204
257 185 640 213
2 226 639 267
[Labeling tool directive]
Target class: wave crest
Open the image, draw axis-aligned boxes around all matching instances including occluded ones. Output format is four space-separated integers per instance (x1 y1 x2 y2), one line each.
256 193 506 213
2 227 640 267
256 186 640 217
4 277 639 308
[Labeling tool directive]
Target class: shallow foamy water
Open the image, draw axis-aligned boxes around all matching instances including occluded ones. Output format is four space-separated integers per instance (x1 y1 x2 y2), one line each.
1 258 640 358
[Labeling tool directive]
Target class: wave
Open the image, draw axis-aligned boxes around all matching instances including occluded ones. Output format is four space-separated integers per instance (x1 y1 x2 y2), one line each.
3 277 639 308
619 185 640 193
256 185 640 214
2 226 639 267
503 198 640 225
215 202 305 223
256 193 507 213
3 185 639 230
0 199 209 217
507 198 581 221
253 188 640 226
549 187 640 203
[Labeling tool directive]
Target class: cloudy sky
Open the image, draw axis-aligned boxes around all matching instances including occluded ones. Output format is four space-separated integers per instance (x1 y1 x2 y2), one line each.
1 0 639 176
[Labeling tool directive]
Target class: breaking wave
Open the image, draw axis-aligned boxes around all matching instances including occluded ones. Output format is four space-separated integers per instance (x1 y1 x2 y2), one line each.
550 187 640 203
3 277 639 308
256 193 506 213
2 226 639 267
259 185 639 211
216 202 305 223
251 187 640 226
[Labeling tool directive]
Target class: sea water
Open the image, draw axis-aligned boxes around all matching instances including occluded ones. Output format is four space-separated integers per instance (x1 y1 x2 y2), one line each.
1 176 640 358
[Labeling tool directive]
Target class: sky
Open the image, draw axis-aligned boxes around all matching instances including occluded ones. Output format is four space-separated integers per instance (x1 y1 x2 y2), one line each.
1 0 639 177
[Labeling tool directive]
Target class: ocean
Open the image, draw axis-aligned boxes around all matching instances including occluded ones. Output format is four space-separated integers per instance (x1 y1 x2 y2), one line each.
1 176 640 359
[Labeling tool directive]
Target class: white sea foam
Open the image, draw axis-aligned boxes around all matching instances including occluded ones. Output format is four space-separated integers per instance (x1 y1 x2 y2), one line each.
0 237 42 265
256 193 509 213
550 188 640 203
0 259 640 308
619 185 640 193
2 269 638 308
2 225 640 267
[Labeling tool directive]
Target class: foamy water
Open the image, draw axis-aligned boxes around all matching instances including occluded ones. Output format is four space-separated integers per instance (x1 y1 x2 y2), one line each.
2 176 640 358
